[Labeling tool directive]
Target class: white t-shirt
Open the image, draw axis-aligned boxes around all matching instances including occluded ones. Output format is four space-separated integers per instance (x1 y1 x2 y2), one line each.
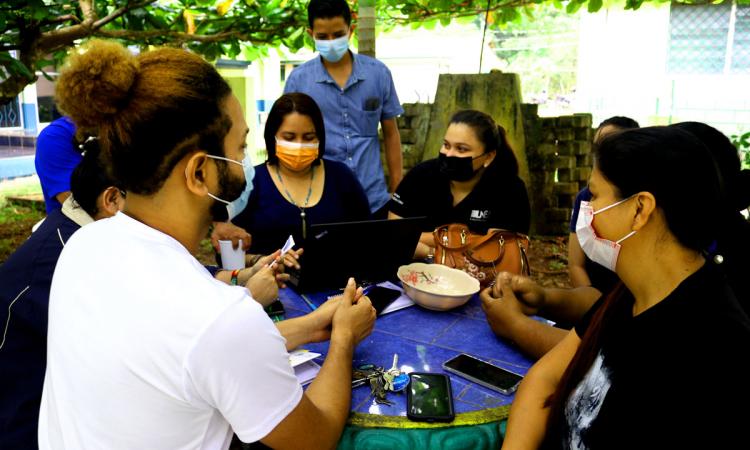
39 212 302 450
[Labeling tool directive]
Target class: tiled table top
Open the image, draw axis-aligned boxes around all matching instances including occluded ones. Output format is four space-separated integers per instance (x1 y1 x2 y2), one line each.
279 287 534 417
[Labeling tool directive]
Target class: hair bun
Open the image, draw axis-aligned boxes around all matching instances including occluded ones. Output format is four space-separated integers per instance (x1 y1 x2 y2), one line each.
56 39 139 130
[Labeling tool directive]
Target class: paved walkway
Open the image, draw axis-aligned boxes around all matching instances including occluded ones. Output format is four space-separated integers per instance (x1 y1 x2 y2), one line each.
0 146 36 180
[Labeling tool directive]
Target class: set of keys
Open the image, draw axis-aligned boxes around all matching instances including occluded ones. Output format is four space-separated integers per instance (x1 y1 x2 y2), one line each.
351 354 410 405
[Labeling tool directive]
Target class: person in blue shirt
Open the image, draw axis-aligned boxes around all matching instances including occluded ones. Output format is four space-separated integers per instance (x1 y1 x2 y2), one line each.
223 92 370 255
0 140 124 449
34 116 82 214
283 0 404 217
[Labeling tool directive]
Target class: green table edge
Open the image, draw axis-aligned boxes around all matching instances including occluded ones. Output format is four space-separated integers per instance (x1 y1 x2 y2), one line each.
346 405 510 429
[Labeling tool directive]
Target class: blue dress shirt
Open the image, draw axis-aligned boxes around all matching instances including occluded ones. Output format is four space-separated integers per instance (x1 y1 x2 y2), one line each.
284 52 404 213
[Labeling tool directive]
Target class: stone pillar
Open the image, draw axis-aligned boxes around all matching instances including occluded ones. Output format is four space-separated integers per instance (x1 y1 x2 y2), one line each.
358 0 376 58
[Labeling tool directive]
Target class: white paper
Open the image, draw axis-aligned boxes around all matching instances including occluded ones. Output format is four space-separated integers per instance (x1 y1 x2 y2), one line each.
294 360 321 386
219 239 245 270
280 235 295 255
288 348 322 368
289 349 322 385
270 235 295 269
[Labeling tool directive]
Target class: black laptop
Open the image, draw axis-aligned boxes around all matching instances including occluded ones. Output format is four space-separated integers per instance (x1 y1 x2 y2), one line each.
287 217 424 293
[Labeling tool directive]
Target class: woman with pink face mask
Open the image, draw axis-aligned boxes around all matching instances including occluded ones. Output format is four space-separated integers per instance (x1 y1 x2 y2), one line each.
502 127 750 449
223 93 370 254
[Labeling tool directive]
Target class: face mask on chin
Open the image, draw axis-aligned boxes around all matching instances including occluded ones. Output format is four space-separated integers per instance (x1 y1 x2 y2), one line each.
575 196 637 272
206 153 255 222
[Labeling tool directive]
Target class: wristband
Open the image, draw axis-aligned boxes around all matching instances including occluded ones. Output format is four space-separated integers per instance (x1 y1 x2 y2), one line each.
230 269 241 286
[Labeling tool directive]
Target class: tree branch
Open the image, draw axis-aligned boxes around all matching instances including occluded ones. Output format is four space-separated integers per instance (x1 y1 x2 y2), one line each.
93 0 156 29
78 0 96 23
42 14 81 26
93 22 298 46
387 0 534 24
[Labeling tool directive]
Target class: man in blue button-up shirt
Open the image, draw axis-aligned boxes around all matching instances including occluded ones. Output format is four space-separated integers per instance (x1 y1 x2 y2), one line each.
284 0 404 216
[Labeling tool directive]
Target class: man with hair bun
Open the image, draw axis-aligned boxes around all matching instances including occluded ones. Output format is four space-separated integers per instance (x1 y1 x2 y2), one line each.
40 40 375 450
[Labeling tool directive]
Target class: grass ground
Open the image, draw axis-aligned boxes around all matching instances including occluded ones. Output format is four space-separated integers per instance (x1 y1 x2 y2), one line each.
0 176 45 263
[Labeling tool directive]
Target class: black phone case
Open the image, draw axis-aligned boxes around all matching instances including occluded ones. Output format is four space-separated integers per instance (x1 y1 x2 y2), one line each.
406 372 455 422
366 286 401 315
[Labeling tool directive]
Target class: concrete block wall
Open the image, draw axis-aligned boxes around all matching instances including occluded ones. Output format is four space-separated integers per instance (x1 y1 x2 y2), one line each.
524 105 593 235
381 102 433 182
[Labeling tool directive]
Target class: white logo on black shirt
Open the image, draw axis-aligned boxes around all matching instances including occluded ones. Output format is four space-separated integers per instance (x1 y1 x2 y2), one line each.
470 210 490 221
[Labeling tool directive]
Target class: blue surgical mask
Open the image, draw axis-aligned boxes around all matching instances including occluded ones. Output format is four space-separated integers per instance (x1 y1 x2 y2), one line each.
206 153 255 221
315 35 349 63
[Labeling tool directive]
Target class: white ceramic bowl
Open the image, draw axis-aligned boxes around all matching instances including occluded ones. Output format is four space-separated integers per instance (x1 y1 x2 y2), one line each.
397 262 480 311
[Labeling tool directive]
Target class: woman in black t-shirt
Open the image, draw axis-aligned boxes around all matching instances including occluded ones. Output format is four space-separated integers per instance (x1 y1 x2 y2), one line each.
389 110 530 259
503 127 750 449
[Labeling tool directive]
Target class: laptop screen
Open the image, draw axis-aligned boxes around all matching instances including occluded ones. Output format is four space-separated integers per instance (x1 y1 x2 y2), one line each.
288 217 425 293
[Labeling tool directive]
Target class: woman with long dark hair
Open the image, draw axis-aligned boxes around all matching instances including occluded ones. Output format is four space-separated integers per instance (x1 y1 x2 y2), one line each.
502 127 750 449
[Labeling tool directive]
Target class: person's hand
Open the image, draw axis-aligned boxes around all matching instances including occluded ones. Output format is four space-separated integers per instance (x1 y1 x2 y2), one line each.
281 247 303 271
243 251 292 288
491 272 546 316
245 265 278 307
331 278 376 346
302 294 343 343
211 222 251 252
480 281 527 341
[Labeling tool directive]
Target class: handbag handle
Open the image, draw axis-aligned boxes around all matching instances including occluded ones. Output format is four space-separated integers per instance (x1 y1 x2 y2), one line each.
433 224 472 251
466 230 530 266
465 230 507 265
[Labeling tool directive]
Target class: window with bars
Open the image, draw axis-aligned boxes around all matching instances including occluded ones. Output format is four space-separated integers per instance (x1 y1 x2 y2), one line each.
668 1 750 74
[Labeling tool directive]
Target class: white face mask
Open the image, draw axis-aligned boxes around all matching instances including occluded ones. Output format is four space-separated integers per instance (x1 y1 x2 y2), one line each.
575 196 637 272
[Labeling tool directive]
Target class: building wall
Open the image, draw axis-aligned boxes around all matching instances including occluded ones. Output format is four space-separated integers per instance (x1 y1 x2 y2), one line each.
575 2 750 135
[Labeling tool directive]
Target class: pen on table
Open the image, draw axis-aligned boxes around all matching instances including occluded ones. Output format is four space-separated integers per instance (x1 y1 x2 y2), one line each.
300 294 317 311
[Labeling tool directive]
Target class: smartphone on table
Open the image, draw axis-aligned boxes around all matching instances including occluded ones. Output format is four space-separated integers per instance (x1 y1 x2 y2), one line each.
406 372 455 422
443 353 524 395
363 286 401 315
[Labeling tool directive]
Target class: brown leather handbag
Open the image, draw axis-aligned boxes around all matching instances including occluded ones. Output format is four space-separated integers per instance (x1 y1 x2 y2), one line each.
433 223 530 287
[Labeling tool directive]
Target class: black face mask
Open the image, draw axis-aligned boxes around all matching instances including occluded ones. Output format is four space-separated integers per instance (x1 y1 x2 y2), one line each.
439 153 484 181
209 160 247 222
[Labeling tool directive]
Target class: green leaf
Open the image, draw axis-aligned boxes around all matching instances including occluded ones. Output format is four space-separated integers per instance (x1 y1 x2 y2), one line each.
587 0 603 12
5 57 34 79
566 1 583 14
